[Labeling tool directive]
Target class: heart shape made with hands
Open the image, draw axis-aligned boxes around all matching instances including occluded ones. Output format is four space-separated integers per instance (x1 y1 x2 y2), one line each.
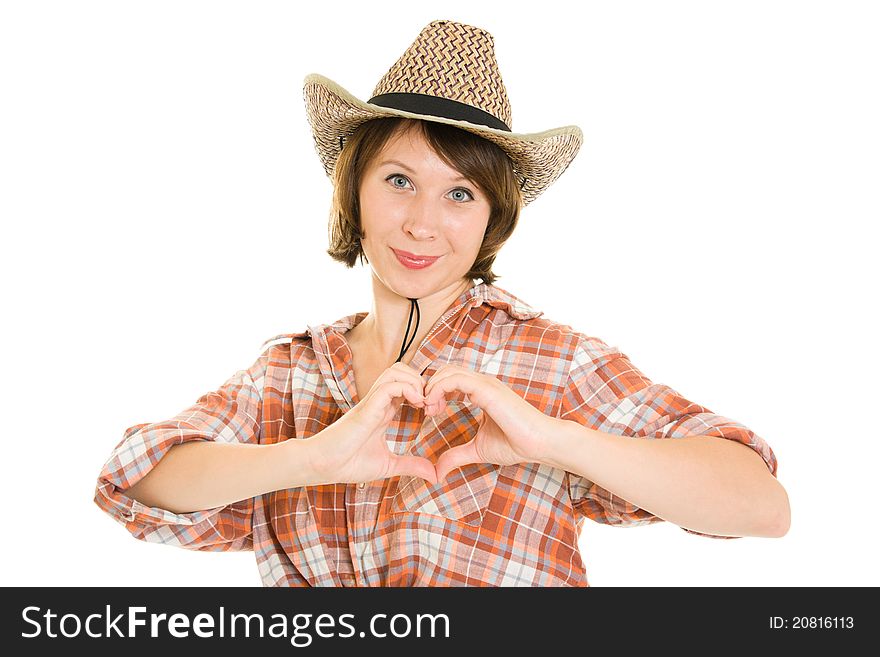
412 364 556 484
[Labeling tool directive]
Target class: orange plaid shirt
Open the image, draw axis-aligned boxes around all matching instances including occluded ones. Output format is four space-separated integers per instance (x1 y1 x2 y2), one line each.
94 282 778 586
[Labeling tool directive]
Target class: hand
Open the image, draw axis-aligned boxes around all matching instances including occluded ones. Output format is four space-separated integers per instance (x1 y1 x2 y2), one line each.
423 364 556 483
308 362 437 486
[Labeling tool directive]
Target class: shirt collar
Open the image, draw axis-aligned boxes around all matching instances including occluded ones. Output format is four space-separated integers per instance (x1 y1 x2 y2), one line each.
268 282 543 347
470 282 544 321
325 282 542 336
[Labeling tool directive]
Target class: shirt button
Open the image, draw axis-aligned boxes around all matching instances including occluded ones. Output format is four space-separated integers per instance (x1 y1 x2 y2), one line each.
358 482 366 489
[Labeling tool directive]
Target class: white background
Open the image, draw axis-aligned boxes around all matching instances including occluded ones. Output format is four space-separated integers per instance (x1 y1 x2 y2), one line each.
1 0 878 587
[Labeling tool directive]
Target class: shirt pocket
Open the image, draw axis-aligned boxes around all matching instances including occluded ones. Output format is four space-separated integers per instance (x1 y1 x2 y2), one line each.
390 399 499 526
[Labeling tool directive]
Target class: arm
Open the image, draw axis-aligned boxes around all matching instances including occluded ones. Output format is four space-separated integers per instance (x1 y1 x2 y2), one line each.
95 339 434 550
553 335 786 539
123 438 324 514
541 420 790 538
93 343 320 551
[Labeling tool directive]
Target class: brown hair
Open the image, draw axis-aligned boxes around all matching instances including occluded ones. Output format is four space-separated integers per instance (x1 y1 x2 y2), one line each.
325 118 522 285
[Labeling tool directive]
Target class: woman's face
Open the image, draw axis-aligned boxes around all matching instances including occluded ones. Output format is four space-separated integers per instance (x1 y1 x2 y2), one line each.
358 124 491 300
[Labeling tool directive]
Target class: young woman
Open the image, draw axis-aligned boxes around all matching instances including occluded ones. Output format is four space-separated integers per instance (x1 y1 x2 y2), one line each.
94 20 789 586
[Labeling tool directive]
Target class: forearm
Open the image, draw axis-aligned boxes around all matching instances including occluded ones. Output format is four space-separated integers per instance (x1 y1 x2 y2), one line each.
542 418 790 538
123 439 323 514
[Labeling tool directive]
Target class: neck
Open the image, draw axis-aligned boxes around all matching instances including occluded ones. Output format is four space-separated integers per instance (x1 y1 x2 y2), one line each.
351 277 477 365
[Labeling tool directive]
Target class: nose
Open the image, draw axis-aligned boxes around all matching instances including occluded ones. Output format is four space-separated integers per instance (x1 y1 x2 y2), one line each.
402 194 438 241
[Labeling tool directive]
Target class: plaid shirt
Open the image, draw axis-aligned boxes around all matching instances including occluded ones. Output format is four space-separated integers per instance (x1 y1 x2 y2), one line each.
94 282 778 586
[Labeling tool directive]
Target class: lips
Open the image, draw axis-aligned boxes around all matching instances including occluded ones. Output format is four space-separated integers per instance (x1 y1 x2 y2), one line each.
392 248 441 270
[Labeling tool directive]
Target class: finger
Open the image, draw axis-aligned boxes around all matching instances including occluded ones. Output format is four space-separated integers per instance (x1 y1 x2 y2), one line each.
376 380 425 408
389 455 438 485
386 362 428 393
435 441 481 484
422 365 459 393
422 370 458 411
358 382 424 427
425 371 484 408
363 366 425 401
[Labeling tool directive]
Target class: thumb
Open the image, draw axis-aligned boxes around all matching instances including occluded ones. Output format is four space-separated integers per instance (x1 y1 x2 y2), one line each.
435 442 481 484
388 454 438 486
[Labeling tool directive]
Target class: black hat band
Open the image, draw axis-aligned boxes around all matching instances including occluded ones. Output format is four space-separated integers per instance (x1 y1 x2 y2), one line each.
368 93 511 132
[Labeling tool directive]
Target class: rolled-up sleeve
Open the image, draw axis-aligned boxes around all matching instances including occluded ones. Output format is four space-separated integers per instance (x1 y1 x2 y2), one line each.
559 335 778 539
93 348 270 551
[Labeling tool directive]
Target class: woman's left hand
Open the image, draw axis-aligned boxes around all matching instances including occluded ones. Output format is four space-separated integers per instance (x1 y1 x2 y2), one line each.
423 364 558 483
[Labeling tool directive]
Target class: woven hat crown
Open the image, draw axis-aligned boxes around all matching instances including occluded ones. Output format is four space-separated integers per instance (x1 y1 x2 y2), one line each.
371 20 512 129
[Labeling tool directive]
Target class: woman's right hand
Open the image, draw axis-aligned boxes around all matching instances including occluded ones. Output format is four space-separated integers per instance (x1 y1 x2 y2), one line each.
306 362 437 486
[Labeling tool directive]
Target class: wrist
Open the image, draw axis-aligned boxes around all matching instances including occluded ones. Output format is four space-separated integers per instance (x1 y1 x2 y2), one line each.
279 434 332 488
538 417 590 472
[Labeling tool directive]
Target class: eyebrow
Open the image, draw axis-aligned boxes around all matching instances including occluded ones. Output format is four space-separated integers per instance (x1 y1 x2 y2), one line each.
376 159 471 184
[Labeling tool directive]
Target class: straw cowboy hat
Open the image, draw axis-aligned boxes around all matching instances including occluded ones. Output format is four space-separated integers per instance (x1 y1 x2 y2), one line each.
302 19 583 206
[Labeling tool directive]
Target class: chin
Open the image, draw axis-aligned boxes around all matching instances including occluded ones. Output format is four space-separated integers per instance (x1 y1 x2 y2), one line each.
391 279 435 299
386 271 444 298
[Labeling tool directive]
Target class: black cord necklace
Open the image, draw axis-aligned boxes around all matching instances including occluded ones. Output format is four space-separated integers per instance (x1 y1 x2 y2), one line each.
395 297 420 363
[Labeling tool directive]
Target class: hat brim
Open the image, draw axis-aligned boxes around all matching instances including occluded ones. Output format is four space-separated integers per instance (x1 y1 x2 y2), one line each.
303 74 582 206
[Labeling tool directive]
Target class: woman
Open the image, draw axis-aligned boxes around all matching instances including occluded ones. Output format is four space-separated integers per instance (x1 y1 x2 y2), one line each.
94 20 789 586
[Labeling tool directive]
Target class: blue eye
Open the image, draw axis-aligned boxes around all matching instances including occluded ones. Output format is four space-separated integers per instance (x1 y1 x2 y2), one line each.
448 188 474 203
387 174 411 189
